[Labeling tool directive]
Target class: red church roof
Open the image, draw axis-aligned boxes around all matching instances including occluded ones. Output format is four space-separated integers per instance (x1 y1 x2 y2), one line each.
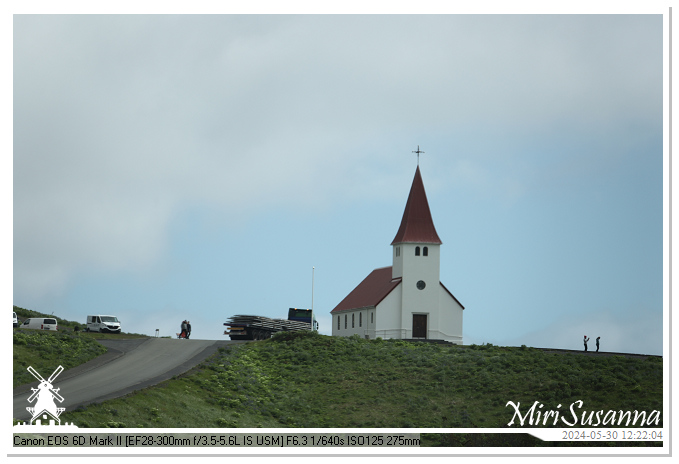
331 267 401 313
391 166 442 245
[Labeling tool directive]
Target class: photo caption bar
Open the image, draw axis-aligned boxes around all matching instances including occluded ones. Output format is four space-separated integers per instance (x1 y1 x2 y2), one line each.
12 433 421 448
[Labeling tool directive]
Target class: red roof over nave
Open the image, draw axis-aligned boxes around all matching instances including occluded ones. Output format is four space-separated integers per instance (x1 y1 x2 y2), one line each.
331 267 401 313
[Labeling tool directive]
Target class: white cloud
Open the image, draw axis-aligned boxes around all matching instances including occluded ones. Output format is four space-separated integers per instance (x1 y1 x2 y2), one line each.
13 15 662 306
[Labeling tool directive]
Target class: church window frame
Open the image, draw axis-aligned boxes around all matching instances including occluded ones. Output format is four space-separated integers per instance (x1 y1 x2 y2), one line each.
352 313 355 328
423 246 428 256
337 315 340 330
359 312 362 327
345 315 347 329
415 246 420 256
371 312 374 324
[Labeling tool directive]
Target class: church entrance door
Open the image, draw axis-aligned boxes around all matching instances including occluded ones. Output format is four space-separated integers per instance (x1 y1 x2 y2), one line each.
412 314 427 338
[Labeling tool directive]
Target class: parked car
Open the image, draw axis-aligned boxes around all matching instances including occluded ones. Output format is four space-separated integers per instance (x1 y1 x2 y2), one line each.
86 315 121 333
13 312 18 327
21 317 58 331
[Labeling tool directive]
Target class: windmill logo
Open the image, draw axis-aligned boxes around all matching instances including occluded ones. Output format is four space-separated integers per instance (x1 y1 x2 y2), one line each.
25 365 66 425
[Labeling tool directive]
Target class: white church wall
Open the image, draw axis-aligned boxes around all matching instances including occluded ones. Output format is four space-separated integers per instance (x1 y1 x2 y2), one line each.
332 312 340 336
392 246 403 279
366 308 376 339
433 286 464 344
332 308 373 338
393 243 440 280
374 283 406 339
399 243 441 338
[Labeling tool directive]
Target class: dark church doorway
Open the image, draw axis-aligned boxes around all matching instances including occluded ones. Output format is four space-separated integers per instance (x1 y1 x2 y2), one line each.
412 314 427 338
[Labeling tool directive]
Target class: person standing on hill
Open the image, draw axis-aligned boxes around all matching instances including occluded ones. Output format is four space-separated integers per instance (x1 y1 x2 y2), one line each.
186 321 191 339
584 335 590 352
180 320 188 339
596 336 600 352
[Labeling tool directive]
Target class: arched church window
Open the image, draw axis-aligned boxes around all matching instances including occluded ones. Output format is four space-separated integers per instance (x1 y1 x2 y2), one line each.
359 312 362 327
345 315 347 329
337 316 340 330
371 312 374 324
423 247 428 256
352 313 355 328
415 246 420 256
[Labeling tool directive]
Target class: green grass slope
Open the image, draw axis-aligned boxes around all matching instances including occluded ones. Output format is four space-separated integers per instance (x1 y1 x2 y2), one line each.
13 305 148 387
57 331 662 438
13 330 108 387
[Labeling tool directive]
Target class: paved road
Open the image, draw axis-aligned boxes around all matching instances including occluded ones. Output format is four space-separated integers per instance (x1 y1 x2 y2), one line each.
13 338 243 422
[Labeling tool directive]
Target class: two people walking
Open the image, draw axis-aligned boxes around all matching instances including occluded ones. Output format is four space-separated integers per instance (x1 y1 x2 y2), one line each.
584 335 600 352
179 320 192 339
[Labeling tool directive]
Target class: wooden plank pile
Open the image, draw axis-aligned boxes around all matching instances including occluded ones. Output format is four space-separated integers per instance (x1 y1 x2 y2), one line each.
225 314 311 332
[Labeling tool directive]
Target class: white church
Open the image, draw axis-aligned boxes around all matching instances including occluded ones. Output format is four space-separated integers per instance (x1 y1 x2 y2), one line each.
331 162 465 343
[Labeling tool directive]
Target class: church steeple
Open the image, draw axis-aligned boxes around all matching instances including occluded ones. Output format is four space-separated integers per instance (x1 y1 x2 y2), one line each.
391 166 442 245
391 165 442 281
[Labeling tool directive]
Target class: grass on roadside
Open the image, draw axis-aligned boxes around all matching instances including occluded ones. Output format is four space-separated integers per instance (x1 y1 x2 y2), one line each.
13 306 149 387
58 331 663 434
13 330 108 387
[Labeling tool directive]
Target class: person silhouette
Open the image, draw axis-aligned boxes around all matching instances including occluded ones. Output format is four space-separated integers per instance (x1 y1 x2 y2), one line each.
584 335 590 352
596 336 600 352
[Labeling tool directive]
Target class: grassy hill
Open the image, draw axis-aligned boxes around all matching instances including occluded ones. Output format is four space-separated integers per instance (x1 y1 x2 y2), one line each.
13 308 663 447
61 333 662 438
12 305 147 386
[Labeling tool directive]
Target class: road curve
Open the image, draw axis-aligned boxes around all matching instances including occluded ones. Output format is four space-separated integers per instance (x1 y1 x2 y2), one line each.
13 338 244 422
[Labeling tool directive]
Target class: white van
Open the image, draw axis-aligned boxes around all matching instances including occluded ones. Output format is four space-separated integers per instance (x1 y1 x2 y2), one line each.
86 315 121 333
21 317 58 331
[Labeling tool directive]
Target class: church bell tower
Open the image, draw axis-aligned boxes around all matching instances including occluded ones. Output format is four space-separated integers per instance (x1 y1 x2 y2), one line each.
391 164 442 333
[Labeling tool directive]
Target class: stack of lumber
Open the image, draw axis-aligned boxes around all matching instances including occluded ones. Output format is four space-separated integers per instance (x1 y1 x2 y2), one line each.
225 315 311 332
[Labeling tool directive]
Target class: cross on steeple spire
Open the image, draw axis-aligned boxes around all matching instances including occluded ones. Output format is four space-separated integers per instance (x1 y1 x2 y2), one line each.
412 145 424 166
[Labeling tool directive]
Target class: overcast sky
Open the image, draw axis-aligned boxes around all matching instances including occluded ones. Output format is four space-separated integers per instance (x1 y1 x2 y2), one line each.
11 12 666 355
